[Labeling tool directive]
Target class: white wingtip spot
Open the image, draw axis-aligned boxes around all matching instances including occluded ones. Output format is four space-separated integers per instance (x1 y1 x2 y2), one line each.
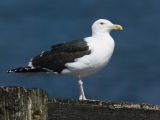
7 70 13 73
28 60 34 68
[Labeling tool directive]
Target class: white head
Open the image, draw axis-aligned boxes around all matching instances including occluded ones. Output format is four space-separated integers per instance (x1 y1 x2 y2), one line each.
92 19 123 35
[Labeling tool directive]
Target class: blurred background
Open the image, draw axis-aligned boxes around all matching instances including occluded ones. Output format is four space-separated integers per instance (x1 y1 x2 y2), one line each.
0 0 160 104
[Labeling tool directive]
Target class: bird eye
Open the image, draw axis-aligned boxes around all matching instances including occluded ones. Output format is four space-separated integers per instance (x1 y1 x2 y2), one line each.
100 22 104 25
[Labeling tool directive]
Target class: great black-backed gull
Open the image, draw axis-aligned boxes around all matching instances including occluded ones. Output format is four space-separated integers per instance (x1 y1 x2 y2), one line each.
8 19 123 100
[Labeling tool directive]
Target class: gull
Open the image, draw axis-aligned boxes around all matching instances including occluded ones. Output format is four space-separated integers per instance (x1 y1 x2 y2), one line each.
8 19 123 100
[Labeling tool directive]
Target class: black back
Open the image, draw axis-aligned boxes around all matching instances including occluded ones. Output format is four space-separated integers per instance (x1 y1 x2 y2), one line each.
31 39 91 73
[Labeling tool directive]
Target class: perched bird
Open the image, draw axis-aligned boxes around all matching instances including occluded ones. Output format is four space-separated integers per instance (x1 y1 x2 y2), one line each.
8 19 123 100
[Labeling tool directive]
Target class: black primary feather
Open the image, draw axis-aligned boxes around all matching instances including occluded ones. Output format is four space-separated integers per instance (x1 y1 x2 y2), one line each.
7 66 47 73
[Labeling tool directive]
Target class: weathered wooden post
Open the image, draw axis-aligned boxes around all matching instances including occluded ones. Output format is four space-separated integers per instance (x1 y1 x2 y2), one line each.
0 87 48 120
1 87 160 120
48 99 160 120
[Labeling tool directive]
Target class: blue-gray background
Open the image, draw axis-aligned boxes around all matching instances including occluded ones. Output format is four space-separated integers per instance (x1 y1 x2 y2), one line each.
0 0 160 104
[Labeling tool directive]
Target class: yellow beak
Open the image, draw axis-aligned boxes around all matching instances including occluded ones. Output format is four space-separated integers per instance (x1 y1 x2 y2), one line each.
113 24 123 30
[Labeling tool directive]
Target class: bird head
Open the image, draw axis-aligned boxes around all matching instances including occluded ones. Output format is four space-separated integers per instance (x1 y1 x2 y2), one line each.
92 19 123 35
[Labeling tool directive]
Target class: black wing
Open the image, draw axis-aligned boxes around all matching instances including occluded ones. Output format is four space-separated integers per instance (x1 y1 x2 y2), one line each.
31 39 91 73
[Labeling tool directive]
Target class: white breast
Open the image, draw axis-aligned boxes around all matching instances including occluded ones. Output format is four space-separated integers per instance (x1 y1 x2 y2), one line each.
62 34 115 77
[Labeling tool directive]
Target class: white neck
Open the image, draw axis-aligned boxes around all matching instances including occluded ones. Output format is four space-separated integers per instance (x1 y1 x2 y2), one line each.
92 31 111 39
91 31 115 48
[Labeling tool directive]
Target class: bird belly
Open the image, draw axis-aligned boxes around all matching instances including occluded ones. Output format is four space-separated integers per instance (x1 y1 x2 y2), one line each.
61 40 114 77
